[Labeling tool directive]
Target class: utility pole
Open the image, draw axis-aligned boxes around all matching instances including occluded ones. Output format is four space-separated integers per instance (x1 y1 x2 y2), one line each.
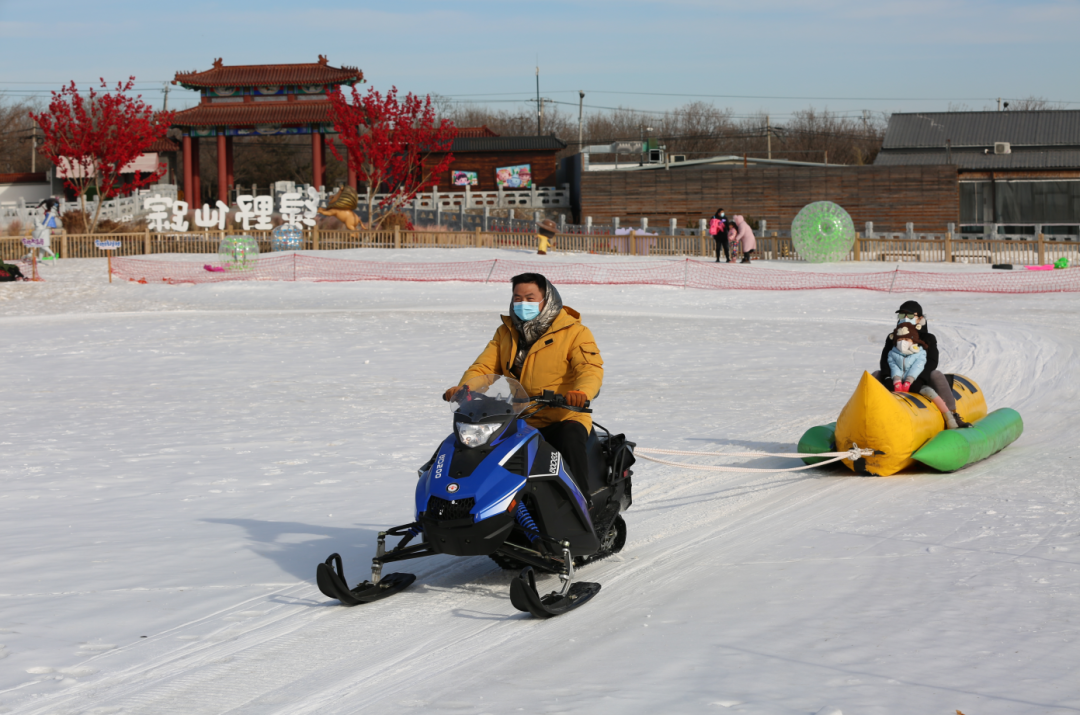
535 66 541 136
578 91 584 153
766 114 772 160
539 97 545 136
997 97 1001 111
30 122 36 172
162 82 171 111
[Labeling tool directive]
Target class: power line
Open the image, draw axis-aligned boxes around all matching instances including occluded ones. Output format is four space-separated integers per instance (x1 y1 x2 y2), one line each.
439 88 1080 106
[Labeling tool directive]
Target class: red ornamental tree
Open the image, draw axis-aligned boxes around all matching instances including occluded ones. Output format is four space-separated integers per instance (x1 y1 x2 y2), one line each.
326 85 457 229
31 78 174 233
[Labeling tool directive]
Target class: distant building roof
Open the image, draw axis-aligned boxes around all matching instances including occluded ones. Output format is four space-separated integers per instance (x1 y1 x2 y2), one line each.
148 137 180 152
881 110 1080 149
589 154 838 171
448 135 566 152
874 149 1080 170
455 126 500 138
171 101 335 127
0 172 47 184
173 56 363 90
875 110 1080 171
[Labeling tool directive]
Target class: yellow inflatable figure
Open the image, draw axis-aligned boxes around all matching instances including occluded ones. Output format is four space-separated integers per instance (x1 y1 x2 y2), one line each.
835 372 987 476
536 219 557 255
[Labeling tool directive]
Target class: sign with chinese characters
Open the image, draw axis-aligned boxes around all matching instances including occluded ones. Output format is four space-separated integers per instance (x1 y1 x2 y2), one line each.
495 164 532 189
95 239 123 250
142 189 320 232
21 237 46 247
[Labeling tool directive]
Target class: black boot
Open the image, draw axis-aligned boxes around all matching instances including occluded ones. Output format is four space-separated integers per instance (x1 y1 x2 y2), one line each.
952 412 973 429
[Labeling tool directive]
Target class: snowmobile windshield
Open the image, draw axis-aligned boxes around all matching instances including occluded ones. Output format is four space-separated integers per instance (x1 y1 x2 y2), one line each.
450 374 531 424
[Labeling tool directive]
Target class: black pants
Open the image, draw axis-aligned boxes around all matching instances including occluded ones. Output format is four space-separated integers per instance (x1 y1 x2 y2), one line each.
740 248 754 263
539 421 591 500
713 235 730 262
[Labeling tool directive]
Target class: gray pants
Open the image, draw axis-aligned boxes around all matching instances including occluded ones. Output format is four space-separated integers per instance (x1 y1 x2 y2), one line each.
872 369 956 412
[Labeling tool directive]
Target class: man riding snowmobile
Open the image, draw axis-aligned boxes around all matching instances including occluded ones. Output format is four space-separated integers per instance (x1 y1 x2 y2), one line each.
444 272 603 503
317 272 634 618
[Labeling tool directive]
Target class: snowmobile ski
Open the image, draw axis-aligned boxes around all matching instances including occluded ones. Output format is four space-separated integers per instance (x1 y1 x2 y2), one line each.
316 553 415 606
509 566 601 618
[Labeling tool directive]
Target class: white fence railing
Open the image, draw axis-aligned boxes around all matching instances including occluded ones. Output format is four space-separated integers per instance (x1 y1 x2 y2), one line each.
0 185 179 228
264 183 571 211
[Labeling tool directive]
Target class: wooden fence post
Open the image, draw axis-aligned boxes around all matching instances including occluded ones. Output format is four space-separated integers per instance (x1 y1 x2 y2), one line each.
474 227 481 248
1038 232 1045 265
313 225 320 251
144 227 151 255
944 230 953 263
394 226 401 249
60 230 68 259
853 233 861 261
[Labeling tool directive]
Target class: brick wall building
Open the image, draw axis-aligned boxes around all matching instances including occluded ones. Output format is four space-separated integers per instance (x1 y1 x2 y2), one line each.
575 164 959 232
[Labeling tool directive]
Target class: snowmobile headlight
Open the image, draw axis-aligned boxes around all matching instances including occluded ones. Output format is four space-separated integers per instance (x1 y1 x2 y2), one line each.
456 421 501 448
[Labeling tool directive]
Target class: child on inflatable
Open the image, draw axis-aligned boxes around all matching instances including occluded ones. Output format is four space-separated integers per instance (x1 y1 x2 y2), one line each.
882 315 969 430
888 322 927 393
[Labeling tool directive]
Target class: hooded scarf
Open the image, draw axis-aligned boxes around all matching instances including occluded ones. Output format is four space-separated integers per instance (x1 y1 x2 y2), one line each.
509 280 563 377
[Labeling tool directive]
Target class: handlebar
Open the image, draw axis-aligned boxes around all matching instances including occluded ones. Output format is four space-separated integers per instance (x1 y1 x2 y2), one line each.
531 390 592 413
447 386 592 414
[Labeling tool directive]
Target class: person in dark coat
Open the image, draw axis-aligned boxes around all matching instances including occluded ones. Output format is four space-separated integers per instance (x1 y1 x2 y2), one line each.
709 208 731 263
873 300 972 429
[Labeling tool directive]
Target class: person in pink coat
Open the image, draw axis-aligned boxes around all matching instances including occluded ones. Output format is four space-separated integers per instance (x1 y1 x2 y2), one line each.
727 215 757 263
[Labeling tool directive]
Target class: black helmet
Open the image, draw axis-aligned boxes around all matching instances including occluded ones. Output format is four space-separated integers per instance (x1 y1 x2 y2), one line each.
895 300 923 316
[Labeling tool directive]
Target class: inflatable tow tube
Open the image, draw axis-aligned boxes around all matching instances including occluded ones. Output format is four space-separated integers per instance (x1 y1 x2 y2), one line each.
912 408 1024 472
799 372 1021 476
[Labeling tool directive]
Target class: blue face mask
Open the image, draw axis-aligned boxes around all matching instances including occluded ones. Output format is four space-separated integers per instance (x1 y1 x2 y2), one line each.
513 302 541 321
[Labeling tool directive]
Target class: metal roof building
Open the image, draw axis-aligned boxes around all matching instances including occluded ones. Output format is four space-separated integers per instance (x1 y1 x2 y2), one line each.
875 110 1080 170
875 111 1080 229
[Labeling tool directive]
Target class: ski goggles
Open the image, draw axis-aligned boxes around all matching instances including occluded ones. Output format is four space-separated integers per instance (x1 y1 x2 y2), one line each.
896 312 920 320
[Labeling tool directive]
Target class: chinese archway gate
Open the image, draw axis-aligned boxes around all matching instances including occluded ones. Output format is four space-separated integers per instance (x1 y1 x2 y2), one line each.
171 55 363 205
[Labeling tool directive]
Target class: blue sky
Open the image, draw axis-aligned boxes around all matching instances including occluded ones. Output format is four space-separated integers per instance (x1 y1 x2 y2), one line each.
1 0 1077 121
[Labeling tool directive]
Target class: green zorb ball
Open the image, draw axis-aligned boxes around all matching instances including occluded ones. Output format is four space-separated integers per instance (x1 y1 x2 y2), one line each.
218 235 260 272
790 201 856 263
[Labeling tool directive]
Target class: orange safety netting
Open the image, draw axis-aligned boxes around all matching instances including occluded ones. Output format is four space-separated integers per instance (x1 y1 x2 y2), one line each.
110 255 1080 294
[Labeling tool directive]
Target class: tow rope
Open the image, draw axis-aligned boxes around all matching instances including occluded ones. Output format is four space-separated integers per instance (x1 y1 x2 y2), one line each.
633 446 876 473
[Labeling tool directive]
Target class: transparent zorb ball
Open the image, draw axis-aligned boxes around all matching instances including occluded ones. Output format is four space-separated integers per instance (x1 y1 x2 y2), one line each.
271 223 303 252
218 235 260 271
790 201 856 263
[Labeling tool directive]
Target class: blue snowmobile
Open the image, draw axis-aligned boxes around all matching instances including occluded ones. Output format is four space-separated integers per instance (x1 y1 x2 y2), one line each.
316 374 636 618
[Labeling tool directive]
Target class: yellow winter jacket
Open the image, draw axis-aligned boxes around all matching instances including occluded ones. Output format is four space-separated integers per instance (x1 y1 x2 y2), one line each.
458 306 603 432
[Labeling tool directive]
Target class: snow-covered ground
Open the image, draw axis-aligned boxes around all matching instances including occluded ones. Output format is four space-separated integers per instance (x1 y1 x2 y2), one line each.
2 249 1078 715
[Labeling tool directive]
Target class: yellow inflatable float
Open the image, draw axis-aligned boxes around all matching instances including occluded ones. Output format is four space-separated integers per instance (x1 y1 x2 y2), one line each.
799 372 1022 477
837 372 986 475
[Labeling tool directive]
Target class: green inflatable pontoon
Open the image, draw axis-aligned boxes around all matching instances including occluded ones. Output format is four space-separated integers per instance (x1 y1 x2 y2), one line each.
911 408 1024 472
